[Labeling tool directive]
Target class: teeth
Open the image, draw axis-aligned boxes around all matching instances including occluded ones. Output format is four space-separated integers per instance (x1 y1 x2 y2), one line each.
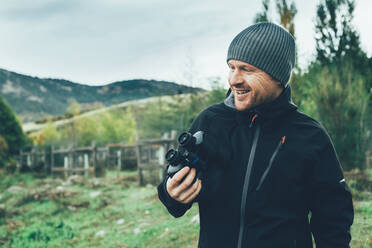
236 90 249 95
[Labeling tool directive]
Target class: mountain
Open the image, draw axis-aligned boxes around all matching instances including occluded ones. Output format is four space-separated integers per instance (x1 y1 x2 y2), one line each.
0 68 202 122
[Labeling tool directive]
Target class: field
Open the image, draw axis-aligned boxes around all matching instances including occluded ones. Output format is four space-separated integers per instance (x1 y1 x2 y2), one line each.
0 170 371 248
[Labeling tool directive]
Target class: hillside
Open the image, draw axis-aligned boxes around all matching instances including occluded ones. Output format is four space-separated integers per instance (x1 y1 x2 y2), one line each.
0 68 202 122
22 94 197 134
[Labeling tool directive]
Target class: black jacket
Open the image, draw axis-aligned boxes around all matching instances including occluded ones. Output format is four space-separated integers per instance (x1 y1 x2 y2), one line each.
157 87 354 248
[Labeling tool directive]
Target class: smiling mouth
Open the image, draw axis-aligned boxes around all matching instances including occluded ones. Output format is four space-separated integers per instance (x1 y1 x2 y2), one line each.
235 89 250 95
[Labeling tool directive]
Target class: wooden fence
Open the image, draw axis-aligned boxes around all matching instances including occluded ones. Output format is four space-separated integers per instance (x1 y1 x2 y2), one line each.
16 137 177 185
136 138 176 186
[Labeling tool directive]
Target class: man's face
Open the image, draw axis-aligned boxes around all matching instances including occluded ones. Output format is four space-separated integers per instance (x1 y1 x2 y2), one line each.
227 59 283 111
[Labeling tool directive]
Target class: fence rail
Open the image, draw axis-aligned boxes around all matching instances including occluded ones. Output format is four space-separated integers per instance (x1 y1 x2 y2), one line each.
16 137 177 185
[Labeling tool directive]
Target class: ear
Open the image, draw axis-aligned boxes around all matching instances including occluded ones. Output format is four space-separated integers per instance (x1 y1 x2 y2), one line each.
272 78 283 88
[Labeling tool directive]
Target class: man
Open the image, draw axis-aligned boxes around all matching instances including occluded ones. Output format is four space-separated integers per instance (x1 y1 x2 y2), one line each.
157 22 354 248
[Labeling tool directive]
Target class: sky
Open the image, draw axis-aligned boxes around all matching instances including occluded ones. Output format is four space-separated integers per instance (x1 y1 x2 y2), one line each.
0 0 371 89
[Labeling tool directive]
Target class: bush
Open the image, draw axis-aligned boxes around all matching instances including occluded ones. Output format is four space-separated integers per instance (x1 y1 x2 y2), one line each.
344 170 372 201
0 136 8 168
0 97 26 155
4 158 17 174
35 108 137 147
10 221 74 248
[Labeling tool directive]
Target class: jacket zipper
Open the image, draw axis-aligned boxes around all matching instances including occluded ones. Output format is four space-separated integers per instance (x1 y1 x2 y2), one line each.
237 124 261 248
256 136 286 191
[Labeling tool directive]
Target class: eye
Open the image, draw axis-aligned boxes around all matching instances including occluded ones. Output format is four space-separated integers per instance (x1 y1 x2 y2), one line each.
242 67 254 72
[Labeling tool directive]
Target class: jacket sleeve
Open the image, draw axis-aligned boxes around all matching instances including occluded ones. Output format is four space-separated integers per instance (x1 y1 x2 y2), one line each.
157 108 211 218
157 175 193 218
307 129 354 248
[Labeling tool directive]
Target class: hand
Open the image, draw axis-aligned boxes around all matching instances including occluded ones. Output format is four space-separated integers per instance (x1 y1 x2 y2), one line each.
166 167 202 204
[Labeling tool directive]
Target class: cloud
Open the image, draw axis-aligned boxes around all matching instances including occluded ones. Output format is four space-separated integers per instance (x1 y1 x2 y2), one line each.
0 0 78 22
0 0 370 88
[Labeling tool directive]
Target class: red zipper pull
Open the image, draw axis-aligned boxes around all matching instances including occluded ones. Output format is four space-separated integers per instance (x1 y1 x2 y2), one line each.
249 114 258 128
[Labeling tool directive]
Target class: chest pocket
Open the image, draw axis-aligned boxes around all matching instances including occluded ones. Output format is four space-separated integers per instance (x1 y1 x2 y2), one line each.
255 136 306 193
256 136 286 191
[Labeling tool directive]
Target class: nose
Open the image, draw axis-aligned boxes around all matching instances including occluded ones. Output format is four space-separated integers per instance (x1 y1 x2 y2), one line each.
229 69 244 87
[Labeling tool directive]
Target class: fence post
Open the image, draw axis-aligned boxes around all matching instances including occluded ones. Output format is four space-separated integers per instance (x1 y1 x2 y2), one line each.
104 145 109 170
84 153 89 177
51 145 55 177
366 150 371 169
92 141 97 176
170 130 177 140
92 141 104 177
64 155 69 178
26 152 31 168
43 148 49 174
117 150 122 171
157 145 165 181
120 141 125 170
136 144 144 186
17 149 23 172
31 148 35 169
66 145 72 177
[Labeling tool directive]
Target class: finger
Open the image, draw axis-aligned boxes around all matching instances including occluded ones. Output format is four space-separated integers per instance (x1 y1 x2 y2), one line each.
167 167 192 197
183 180 202 204
177 178 200 202
166 176 172 193
169 167 190 187
173 168 196 195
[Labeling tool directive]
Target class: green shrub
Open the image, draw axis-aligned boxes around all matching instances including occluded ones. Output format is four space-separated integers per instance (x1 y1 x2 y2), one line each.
10 221 74 248
0 136 9 168
0 97 26 155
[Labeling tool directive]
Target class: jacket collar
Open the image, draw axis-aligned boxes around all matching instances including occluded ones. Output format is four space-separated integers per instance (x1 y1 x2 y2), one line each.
223 86 297 122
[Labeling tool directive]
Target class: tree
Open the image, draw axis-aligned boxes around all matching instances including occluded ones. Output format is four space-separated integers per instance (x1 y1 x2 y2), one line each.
63 99 81 146
32 119 61 147
253 0 297 38
276 0 297 37
254 0 271 23
315 0 372 91
135 80 225 140
290 71 317 118
55 108 137 146
72 116 98 146
206 77 226 106
99 109 136 145
315 0 366 65
65 98 81 117
0 96 26 154
136 97 189 139
314 62 371 171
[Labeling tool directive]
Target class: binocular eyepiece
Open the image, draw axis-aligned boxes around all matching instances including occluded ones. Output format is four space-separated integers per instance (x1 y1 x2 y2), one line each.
165 149 182 166
178 132 197 151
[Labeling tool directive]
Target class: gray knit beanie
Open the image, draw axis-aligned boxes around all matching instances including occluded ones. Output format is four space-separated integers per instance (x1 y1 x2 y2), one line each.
227 22 296 87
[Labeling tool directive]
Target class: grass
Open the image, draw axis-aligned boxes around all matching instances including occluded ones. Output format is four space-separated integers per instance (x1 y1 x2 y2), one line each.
0 170 371 248
0 171 199 248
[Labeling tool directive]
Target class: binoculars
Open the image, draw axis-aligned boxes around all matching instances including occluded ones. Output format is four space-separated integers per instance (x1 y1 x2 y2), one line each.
165 131 206 181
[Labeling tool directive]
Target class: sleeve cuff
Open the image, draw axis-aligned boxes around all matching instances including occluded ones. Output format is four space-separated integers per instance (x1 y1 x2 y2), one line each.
157 176 192 217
